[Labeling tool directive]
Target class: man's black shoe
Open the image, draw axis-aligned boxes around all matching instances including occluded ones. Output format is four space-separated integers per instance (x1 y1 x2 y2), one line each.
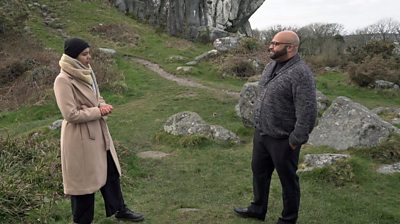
233 207 265 221
276 218 296 224
115 208 144 222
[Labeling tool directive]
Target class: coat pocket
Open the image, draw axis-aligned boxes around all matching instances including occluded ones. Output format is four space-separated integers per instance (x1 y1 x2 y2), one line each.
85 121 97 140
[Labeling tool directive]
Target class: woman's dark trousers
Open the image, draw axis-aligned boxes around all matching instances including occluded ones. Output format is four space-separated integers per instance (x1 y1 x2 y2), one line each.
70 151 125 224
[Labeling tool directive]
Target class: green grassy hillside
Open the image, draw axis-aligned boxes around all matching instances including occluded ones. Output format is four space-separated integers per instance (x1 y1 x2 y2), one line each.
1 0 399 223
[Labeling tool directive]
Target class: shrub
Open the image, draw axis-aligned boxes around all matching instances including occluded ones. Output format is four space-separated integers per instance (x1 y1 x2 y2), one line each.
220 56 257 78
0 59 38 84
305 38 346 69
90 23 140 46
347 55 399 87
351 134 400 164
0 0 29 33
310 160 355 187
236 38 263 53
153 130 210 148
0 34 59 110
347 62 375 87
230 60 256 78
346 40 396 64
90 48 126 94
364 40 395 59
0 133 63 222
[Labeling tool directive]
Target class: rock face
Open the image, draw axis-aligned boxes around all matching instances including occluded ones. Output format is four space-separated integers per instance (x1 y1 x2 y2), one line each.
164 111 240 144
309 96 399 150
111 0 265 40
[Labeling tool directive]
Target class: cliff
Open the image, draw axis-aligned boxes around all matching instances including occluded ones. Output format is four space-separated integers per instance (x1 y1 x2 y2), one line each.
111 0 265 41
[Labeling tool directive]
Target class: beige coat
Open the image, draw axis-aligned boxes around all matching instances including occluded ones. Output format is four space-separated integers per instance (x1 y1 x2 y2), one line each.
54 70 121 195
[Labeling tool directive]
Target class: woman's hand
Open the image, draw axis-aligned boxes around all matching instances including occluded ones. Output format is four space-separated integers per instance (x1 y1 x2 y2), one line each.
99 104 113 116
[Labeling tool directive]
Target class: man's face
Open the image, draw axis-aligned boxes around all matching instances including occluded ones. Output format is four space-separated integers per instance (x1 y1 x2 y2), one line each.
269 43 288 60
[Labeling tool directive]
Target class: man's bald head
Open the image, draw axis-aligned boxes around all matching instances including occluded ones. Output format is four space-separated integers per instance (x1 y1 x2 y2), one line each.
269 30 300 61
274 30 300 46
274 30 300 47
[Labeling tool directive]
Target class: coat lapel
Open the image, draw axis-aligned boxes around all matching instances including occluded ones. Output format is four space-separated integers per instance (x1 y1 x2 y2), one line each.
262 54 301 86
276 54 301 75
70 77 98 107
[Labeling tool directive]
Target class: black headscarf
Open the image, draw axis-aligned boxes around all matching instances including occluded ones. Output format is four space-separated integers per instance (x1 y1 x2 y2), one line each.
64 38 90 59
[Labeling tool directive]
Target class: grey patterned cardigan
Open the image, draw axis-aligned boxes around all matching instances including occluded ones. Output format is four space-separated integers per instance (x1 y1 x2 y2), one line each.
254 54 317 146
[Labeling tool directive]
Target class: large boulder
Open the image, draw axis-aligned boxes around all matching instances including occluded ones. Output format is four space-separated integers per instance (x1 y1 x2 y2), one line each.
111 0 265 41
164 111 211 136
309 96 400 150
237 81 259 127
164 111 240 144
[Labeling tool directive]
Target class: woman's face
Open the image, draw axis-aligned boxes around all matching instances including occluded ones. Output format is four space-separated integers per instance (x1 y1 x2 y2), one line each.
77 47 91 67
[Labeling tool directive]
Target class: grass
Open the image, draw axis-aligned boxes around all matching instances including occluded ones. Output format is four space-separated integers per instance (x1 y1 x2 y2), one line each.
0 104 60 136
316 71 400 108
1 0 400 223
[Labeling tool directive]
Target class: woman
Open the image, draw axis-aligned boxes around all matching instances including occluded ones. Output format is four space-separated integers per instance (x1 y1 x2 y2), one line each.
54 37 144 223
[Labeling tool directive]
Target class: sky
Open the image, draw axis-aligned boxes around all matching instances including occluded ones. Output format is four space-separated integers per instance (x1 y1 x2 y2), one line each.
249 0 400 33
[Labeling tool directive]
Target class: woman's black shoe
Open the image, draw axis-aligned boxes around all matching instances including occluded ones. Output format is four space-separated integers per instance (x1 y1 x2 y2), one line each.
115 208 144 222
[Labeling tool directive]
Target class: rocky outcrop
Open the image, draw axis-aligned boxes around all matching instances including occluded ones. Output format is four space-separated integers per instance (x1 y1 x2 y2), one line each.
213 36 242 52
309 96 400 150
377 162 400 174
49 119 63 130
164 111 240 144
111 0 265 41
371 80 399 90
300 153 350 171
185 49 219 65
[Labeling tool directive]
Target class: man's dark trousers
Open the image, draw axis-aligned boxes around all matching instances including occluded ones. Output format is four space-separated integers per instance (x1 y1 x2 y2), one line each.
249 129 301 224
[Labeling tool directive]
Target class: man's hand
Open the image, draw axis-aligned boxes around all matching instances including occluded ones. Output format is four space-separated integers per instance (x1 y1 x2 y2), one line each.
289 143 297 150
99 104 113 116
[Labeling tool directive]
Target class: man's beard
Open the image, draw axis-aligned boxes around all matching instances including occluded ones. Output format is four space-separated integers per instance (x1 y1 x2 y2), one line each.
269 47 288 60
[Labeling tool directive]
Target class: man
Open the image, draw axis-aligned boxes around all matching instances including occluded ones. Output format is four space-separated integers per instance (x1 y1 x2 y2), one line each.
234 31 317 224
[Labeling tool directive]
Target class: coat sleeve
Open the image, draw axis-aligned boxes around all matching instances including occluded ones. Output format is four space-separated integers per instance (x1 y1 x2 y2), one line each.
98 95 106 106
54 76 102 123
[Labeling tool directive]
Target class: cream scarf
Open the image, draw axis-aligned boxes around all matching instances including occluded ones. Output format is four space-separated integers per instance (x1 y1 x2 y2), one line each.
59 54 94 86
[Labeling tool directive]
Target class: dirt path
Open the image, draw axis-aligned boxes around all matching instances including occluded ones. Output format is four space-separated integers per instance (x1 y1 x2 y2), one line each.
128 57 240 99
